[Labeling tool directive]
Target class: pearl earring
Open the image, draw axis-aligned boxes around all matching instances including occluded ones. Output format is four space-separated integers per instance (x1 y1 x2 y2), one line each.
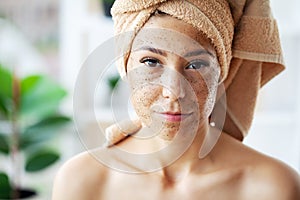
210 122 215 127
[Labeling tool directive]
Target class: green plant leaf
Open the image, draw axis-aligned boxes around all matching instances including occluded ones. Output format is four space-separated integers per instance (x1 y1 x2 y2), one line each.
0 96 9 119
0 172 12 199
20 75 40 95
0 65 13 118
0 133 9 154
0 65 13 97
25 149 60 172
20 115 71 149
20 75 67 120
107 74 120 91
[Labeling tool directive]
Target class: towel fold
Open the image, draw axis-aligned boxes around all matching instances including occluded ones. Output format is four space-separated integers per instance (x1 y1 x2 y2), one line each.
108 0 285 142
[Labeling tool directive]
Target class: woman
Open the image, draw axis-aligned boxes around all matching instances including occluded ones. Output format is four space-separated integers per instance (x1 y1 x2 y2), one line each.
53 0 300 199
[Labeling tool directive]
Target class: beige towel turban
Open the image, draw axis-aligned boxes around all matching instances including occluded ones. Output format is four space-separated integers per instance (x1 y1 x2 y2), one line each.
110 0 285 141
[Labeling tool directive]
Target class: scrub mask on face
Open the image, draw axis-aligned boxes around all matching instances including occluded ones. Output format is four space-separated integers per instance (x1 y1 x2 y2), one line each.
126 27 220 141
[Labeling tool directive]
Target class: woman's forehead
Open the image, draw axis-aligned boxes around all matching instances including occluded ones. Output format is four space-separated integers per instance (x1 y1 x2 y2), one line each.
131 15 216 57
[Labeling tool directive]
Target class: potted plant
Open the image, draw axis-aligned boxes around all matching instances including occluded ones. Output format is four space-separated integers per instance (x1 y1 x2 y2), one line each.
0 65 71 199
100 0 115 17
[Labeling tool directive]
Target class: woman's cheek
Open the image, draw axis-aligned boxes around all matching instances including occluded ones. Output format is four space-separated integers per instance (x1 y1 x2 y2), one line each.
186 75 211 118
130 84 161 125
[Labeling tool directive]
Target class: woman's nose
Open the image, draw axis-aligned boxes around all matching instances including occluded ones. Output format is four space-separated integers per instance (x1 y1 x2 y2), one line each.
161 69 185 100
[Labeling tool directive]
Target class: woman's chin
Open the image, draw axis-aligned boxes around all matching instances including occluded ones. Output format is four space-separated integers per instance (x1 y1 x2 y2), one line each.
140 114 202 141
155 123 193 141
157 129 179 141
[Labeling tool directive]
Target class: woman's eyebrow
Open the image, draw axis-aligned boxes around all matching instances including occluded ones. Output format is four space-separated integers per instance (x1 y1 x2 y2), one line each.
136 46 214 58
183 49 214 58
136 46 167 56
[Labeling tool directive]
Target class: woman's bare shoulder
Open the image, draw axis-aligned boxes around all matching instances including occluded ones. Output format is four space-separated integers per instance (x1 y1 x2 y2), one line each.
231 140 300 199
57 151 107 176
220 133 300 199
52 151 108 199
242 155 300 199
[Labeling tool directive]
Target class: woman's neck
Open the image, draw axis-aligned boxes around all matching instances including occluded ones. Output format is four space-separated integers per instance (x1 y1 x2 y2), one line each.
112 120 220 178
157 122 217 183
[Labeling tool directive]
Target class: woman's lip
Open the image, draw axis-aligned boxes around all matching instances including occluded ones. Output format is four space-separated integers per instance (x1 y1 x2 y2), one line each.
156 112 192 122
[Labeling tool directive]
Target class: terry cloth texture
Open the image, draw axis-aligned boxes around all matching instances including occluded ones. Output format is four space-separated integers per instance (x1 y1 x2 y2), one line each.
111 0 285 141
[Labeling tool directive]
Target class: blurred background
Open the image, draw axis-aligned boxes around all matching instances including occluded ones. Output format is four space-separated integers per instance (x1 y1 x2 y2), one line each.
0 0 299 199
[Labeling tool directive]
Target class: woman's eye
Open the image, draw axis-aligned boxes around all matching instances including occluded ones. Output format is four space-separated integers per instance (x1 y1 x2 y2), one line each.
185 60 209 70
140 58 162 68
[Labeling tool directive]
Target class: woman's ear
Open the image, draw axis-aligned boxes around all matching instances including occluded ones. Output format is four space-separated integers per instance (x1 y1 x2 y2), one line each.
209 82 227 132
215 82 226 101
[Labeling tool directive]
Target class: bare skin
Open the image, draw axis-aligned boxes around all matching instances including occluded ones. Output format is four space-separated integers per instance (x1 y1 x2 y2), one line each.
52 132 300 200
52 15 300 200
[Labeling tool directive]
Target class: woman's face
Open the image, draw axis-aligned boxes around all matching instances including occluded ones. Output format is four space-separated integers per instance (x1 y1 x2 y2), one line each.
126 15 220 141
